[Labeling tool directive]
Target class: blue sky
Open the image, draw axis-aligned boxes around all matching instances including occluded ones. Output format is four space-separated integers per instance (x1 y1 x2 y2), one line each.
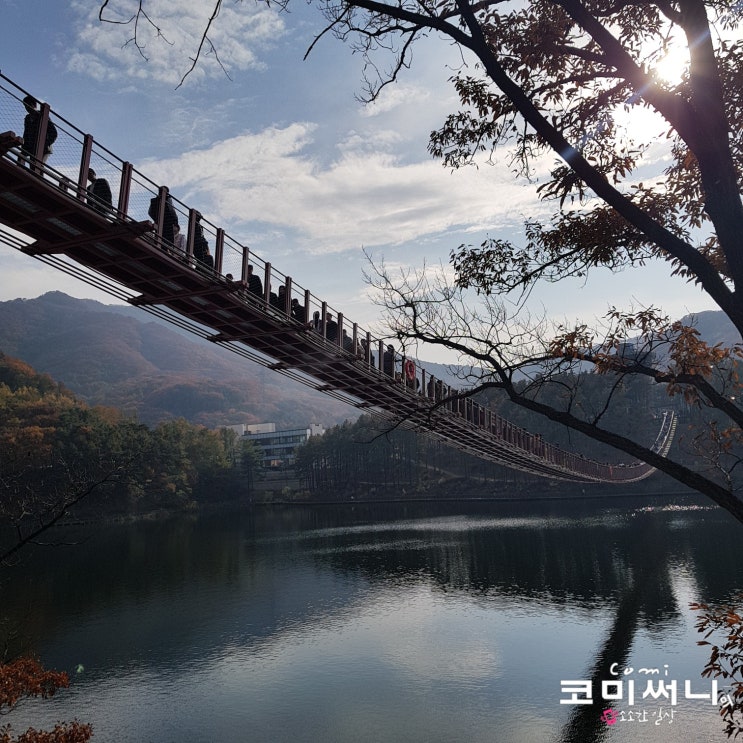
0 0 719 362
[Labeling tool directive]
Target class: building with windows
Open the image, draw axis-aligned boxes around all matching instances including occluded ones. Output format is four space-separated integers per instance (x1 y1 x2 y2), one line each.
238 423 325 469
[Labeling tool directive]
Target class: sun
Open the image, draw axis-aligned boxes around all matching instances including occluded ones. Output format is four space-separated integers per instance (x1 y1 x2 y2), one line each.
650 43 690 87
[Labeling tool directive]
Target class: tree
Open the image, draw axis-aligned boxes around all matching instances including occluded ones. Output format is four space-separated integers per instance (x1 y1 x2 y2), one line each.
238 437 263 493
95 1 743 518
0 658 92 743
691 597 743 738
0 357 130 564
309 0 743 522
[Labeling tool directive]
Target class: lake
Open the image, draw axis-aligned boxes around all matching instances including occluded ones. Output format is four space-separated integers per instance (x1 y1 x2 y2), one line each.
2 494 742 742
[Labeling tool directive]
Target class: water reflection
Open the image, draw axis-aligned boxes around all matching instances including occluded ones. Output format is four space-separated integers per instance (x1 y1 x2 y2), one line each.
558 512 679 742
2 496 742 742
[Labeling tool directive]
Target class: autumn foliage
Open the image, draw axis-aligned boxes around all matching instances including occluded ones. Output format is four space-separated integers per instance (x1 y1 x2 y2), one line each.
0 658 92 743
692 599 743 739
0 351 259 540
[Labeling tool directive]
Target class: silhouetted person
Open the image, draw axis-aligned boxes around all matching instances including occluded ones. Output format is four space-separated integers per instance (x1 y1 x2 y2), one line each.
148 191 179 249
360 338 374 365
193 211 213 269
326 313 338 343
269 286 280 309
405 361 418 390
225 274 247 292
291 298 306 323
18 95 56 167
172 223 186 256
162 195 179 247
276 285 288 313
383 344 396 377
86 168 112 215
247 265 263 297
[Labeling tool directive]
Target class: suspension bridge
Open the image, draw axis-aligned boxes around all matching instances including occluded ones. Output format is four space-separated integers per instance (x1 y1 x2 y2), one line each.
0 73 676 484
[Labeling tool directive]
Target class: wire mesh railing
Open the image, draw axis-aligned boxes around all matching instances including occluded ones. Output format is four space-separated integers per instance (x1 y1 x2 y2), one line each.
0 71 673 483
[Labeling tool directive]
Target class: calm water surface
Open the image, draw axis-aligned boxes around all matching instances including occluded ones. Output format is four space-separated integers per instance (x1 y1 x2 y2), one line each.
3 495 743 742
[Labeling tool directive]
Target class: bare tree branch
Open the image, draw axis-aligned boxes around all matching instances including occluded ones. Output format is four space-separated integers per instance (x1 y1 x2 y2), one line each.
176 0 232 89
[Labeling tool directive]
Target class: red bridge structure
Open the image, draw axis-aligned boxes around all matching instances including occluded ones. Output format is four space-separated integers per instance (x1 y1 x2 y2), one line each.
0 73 676 484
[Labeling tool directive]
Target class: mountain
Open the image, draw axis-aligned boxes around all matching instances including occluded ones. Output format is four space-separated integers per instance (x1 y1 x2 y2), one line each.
1 293 735 429
0 292 358 428
678 309 742 346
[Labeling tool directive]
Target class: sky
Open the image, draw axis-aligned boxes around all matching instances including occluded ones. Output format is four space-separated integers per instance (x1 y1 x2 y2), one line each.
0 0 720 363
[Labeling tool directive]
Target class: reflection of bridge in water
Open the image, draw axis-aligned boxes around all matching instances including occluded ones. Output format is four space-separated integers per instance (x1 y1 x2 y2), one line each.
0 73 675 484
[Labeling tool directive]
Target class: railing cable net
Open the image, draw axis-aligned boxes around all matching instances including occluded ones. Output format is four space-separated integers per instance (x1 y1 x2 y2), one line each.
0 71 674 483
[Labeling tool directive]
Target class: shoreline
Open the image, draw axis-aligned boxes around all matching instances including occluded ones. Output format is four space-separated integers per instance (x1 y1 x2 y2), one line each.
50 487 707 529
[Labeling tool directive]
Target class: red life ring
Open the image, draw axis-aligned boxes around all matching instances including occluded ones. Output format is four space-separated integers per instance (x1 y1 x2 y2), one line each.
404 359 416 381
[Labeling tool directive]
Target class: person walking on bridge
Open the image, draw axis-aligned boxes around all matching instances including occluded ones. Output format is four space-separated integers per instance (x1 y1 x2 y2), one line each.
18 95 56 167
193 212 214 269
87 168 112 215
148 191 179 250
247 264 263 297
383 344 396 378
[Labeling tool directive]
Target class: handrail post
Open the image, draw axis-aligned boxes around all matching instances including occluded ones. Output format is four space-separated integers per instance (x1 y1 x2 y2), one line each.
241 246 250 283
152 185 168 249
77 134 94 202
365 331 372 366
337 312 344 347
321 301 328 339
186 208 198 263
304 289 311 325
284 277 292 315
263 262 271 305
118 162 132 218
31 102 51 174
214 228 225 274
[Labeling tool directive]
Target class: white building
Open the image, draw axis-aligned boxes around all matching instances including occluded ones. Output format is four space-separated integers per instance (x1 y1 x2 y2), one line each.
243 423 325 469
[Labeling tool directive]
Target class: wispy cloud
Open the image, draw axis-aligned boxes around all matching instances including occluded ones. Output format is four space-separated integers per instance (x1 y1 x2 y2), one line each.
359 84 432 118
68 0 285 85
139 122 546 255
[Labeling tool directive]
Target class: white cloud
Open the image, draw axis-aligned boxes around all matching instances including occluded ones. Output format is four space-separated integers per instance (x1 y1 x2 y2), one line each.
337 129 405 154
360 84 432 118
68 0 285 85
138 123 547 256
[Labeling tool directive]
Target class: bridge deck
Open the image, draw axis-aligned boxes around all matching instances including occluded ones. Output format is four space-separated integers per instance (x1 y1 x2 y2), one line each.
0 74 674 483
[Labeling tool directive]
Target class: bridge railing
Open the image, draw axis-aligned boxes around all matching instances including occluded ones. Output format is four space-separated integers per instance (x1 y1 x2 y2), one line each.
0 75 421 379
0 75 491 408
0 72 671 483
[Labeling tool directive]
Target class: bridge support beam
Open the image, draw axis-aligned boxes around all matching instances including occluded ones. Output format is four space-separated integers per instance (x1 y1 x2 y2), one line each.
24 220 152 255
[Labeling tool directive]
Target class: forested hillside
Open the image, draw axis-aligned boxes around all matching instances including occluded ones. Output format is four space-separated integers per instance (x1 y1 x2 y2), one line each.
0 292 356 428
2 293 733 434
295 329 735 497
295 412 688 499
0 353 262 558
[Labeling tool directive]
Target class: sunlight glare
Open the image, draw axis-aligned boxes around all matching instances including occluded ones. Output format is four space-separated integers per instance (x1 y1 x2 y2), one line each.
651 43 689 86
